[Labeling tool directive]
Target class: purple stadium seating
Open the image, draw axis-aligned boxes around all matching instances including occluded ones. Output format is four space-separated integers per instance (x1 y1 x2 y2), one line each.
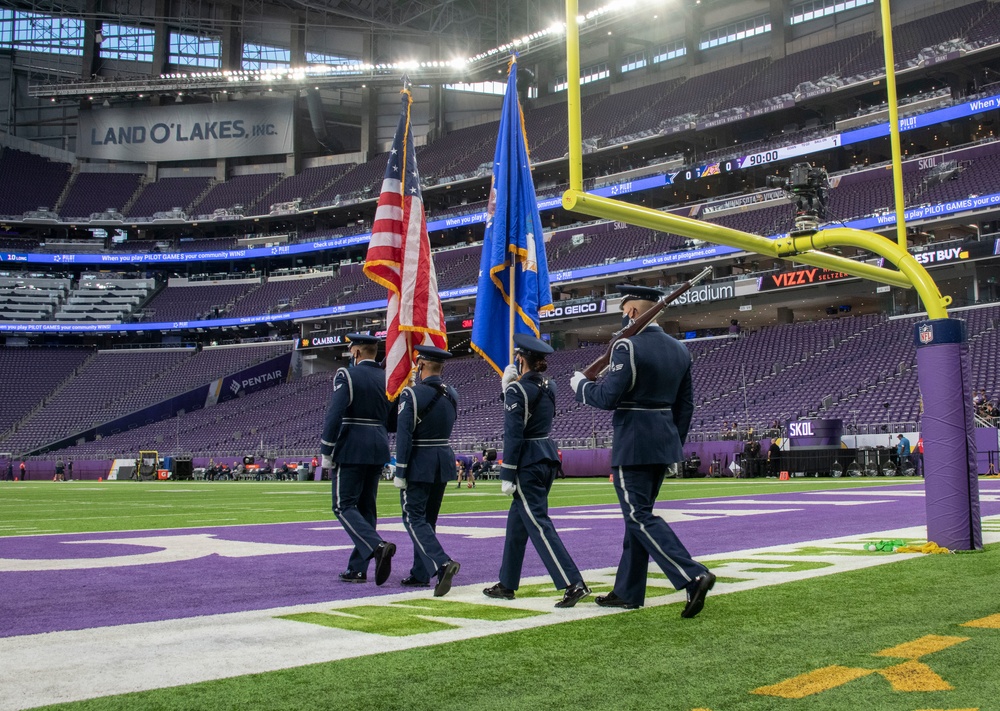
227 273 337 317
141 281 260 322
0 348 92 439
127 177 213 218
0 343 289 453
308 154 390 206
618 60 769 138
724 35 873 109
54 369 335 459
12 299 1000 460
0 148 71 217
245 163 354 214
842 2 986 77
58 173 143 219
193 173 283 216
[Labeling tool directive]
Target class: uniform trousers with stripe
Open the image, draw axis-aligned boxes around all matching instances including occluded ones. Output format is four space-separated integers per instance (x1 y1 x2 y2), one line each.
611 464 708 606
400 481 449 582
499 461 582 592
331 463 384 574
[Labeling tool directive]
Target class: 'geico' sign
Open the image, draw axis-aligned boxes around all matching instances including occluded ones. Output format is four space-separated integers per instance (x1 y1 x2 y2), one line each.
539 299 607 321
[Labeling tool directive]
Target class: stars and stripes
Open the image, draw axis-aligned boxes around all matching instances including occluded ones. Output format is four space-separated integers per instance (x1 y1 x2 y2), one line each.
363 87 447 399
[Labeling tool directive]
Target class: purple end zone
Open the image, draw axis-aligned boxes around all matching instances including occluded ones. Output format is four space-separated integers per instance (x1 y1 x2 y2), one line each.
1 481 998 638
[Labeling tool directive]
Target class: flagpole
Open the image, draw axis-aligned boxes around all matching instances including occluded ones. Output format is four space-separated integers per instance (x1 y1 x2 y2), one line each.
507 56 517 367
509 256 516 365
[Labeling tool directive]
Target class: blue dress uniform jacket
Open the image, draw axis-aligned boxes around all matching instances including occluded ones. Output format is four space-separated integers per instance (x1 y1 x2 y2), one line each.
396 375 459 582
500 371 560 479
574 323 707 606
395 376 459 483
576 324 694 466
497 370 583 592
320 359 392 576
320 361 391 465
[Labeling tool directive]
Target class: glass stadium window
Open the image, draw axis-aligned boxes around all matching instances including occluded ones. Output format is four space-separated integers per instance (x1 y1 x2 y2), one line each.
621 51 647 73
652 39 686 64
242 43 290 71
169 31 221 68
99 23 154 63
790 0 874 25
582 62 609 85
0 9 84 56
699 13 771 50
444 80 536 98
306 51 362 67
553 62 610 92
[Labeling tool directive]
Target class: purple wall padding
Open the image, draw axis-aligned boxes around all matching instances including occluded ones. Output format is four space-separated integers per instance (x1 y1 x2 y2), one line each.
560 448 612 477
689 441 750 473
916 319 981 550
975 428 1000 475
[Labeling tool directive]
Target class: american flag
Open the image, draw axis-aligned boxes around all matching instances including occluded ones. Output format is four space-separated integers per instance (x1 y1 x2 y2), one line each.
363 88 447 399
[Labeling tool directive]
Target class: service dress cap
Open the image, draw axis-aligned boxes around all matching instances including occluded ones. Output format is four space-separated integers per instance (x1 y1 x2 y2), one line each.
414 345 453 362
346 332 381 345
617 284 665 306
513 332 554 356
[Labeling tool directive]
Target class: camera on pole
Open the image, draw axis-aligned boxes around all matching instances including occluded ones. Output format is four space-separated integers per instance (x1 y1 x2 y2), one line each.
766 162 829 234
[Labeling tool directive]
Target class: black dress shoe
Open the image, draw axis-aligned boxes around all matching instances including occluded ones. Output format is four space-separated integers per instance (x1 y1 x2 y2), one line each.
434 560 461 597
373 541 396 586
594 591 640 609
681 572 716 619
555 581 591 608
339 569 366 583
482 582 515 600
400 575 430 588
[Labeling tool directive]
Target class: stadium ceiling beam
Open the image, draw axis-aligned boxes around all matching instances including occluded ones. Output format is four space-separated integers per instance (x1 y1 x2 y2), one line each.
270 0 443 38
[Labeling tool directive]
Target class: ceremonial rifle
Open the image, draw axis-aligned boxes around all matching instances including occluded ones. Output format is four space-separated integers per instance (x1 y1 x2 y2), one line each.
582 266 714 381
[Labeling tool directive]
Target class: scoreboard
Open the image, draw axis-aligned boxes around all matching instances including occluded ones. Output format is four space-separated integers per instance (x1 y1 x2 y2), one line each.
672 135 842 182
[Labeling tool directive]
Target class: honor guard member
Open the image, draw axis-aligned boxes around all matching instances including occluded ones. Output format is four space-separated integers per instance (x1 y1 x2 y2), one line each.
393 345 462 597
571 285 715 617
483 333 591 608
320 333 396 586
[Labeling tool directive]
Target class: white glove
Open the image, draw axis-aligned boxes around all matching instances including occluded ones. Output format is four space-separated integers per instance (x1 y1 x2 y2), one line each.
393 476 406 490
321 454 333 469
570 371 587 394
502 364 519 389
501 480 517 496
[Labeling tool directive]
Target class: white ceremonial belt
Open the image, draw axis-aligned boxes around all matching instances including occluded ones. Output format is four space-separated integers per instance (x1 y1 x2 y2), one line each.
343 417 382 425
412 439 451 447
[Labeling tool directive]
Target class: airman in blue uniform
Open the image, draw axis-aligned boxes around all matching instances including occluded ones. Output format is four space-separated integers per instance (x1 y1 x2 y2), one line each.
572 285 715 617
393 345 462 597
320 333 396 586
484 334 591 608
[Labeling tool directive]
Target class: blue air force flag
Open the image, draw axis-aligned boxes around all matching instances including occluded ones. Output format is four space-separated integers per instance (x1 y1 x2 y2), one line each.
470 56 553 375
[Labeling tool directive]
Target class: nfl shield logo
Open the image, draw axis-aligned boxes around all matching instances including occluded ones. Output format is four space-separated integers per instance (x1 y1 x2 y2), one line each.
918 324 934 344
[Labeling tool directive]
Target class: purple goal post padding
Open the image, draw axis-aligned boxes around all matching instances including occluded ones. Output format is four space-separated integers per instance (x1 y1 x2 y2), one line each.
915 319 981 550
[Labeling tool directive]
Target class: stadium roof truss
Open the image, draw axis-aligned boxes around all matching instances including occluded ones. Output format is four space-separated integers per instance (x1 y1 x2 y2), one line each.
23 0 632 99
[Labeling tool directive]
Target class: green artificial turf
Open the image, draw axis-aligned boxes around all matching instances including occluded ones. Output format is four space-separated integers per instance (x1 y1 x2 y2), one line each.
0 477 920 536
32 543 1000 711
